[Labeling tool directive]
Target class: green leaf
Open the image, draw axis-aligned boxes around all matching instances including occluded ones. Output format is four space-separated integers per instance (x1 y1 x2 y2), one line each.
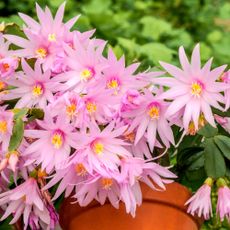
204 138 226 179
12 108 29 120
8 118 24 151
28 108 44 120
214 135 230 160
198 123 218 137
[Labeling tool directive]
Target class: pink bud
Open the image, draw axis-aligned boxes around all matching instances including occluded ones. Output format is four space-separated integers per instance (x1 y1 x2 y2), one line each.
214 115 228 126
8 154 19 172
0 158 8 171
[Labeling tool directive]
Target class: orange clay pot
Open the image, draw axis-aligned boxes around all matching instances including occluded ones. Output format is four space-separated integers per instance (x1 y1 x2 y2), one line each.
59 182 203 230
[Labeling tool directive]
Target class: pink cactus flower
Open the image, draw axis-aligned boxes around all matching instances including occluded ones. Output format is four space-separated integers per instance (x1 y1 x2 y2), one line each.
4 3 79 71
0 178 51 229
3 59 61 109
0 106 14 151
124 89 174 150
156 44 227 131
220 70 230 110
24 113 79 173
185 178 213 220
217 179 230 222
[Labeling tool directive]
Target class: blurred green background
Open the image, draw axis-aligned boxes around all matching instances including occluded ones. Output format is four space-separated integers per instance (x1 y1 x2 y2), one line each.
0 0 230 229
0 0 230 70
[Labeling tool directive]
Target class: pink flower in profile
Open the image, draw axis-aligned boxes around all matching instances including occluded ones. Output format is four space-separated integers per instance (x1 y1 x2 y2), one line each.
0 33 18 79
24 113 78 173
0 178 51 229
216 179 230 222
0 106 14 151
156 44 227 131
220 70 230 110
124 89 174 150
3 59 61 109
215 114 230 134
185 178 213 220
4 3 79 71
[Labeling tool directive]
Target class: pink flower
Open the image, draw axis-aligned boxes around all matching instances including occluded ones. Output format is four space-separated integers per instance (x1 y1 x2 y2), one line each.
0 106 14 151
24 113 78 173
156 44 227 131
4 3 79 71
217 181 230 221
215 115 230 134
56 37 107 93
185 178 213 220
0 178 51 229
124 89 174 150
77 122 131 173
3 59 61 109
220 70 230 110
0 33 18 79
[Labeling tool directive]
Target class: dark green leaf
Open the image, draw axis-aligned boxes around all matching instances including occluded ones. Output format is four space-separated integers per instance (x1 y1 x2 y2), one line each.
198 124 218 138
214 135 230 160
204 138 226 178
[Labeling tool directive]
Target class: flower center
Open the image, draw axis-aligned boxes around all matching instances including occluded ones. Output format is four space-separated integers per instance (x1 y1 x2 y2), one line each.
66 103 76 117
75 163 87 176
191 81 203 97
2 63 9 72
32 83 44 97
147 103 160 119
101 178 113 190
123 131 135 143
86 101 97 114
51 130 64 149
48 33 56 42
107 78 120 94
0 120 7 133
35 48 47 59
91 140 104 155
80 68 94 81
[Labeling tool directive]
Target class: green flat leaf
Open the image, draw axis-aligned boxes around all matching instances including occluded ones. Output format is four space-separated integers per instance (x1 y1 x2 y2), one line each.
8 118 24 151
12 108 29 120
198 123 218 137
204 138 226 178
214 135 230 160
28 108 44 120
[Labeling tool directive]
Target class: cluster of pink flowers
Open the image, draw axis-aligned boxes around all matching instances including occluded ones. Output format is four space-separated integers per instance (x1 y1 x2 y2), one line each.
0 2 229 229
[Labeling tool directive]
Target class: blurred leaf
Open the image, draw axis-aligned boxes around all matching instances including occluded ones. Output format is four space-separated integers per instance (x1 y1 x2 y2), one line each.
8 118 24 151
198 124 218 138
214 135 230 160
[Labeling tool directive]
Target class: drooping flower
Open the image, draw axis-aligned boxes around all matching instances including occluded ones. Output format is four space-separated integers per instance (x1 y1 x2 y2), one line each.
155 44 227 131
123 89 174 150
185 178 213 220
216 178 230 222
0 178 51 229
4 3 80 71
24 113 78 173
3 59 61 109
0 106 14 151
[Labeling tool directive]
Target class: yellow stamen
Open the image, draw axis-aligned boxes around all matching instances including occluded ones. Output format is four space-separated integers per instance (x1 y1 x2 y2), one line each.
101 178 113 190
80 69 93 81
32 84 43 97
148 106 160 119
0 120 7 133
107 79 119 89
38 169 47 178
35 48 47 59
66 103 76 117
86 101 97 114
92 141 104 155
51 133 63 149
21 195 26 202
48 33 56 42
75 163 87 176
188 122 196 135
191 82 202 97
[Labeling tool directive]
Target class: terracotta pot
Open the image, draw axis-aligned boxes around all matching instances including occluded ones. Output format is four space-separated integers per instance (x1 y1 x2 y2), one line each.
59 182 203 230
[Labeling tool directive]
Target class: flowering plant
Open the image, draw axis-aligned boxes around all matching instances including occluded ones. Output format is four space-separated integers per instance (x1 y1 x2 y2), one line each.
0 2 229 229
